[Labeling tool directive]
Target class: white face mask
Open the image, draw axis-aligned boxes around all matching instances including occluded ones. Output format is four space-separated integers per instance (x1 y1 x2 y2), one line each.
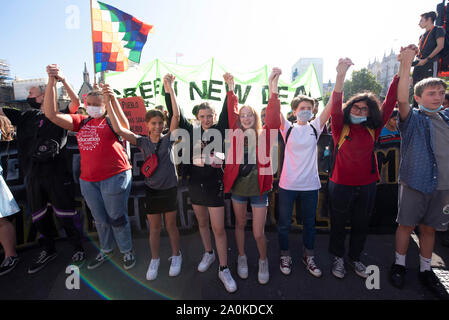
86 105 105 118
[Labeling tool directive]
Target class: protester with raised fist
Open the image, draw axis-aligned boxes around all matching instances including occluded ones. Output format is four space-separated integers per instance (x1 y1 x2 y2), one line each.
266 67 333 278
0 65 85 274
222 72 279 285
42 67 135 271
390 46 449 300
327 57 399 280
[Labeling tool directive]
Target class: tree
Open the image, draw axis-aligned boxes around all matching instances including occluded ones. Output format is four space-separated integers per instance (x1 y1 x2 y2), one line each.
323 92 331 105
342 68 382 102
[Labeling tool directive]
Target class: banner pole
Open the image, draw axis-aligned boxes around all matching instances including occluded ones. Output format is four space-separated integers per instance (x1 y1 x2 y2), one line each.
90 0 97 85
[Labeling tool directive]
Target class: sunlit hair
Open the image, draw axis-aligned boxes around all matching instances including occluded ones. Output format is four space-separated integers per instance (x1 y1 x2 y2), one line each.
421 11 436 23
145 109 166 123
291 95 315 111
197 102 215 114
414 77 447 97
0 115 14 141
237 105 262 135
343 92 383 129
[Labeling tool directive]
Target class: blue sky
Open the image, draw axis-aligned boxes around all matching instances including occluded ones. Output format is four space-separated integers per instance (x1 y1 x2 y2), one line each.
0 0 438 92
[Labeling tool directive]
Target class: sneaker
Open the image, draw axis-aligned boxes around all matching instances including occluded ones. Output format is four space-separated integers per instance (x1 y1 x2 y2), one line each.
28 250 57 274
70 250 86 268
347 259 369 279
331 256 346 279
87 251 113 270
0 256 20 276
303 255 322 278
123 251 136 270
280 255 292 275
389 263 406 289
258 259 269 284
146 258 160 280
218 268 237 293
237 255 248 279
418 270 449 300
198 251 216 272
168 251 182 277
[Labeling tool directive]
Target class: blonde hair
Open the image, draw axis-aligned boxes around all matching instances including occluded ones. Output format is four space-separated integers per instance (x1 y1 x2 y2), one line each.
238 105 262 135
0 115 14 141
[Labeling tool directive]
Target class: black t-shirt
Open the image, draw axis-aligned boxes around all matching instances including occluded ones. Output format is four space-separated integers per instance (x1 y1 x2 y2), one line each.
419 26 445 59
3 107 70 177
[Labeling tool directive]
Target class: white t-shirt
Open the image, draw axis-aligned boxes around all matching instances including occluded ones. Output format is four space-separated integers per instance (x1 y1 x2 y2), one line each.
279 115 323 191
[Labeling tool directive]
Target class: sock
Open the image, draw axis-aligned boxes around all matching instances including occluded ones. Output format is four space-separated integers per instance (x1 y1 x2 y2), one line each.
219 265 228 271
419 254 431 272
207 250 213 255
280 250 290 257
395 252 406 266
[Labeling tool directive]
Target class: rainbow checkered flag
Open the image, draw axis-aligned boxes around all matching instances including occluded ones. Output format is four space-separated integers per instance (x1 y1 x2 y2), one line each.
91 0 154 72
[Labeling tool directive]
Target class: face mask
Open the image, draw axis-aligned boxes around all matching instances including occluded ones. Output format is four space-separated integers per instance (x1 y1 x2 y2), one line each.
27 97 41 109
350 114 367 124
297 110 313 122
86 105 105 118
419 105 443 113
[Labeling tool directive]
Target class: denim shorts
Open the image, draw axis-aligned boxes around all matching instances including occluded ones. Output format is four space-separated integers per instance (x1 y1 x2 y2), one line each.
231 194 268 208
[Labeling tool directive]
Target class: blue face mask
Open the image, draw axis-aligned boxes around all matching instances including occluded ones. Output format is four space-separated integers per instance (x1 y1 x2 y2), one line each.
350 114 367 124
297 110 313 122
419 105 443 113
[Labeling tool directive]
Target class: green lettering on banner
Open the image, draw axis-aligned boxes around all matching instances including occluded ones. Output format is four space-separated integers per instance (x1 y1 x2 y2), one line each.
153 78 161 96
124 88 137 97
261 85 269 104
139 81 153 99
113 89 122 98
294 86 306 97
279 86 289 105
190 81 208 100
234 84 252 104
208 80 222 101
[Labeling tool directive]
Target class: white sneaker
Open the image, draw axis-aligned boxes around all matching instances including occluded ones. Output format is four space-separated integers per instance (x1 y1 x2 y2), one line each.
198 251 216 272
218 268 237 293
258 258 269 284
168 251 182 277
146 258 160 281
237 255 248 279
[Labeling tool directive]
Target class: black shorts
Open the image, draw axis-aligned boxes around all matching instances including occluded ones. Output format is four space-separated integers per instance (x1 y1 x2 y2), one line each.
188 180 225 207
25 173 76 222
145 186 178 214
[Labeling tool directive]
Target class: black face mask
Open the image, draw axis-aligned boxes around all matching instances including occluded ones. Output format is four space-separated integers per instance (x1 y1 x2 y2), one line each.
27 97 41 109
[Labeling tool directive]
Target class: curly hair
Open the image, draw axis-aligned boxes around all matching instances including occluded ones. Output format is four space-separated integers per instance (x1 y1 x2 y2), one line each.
343 92 383 129
0 115 14 141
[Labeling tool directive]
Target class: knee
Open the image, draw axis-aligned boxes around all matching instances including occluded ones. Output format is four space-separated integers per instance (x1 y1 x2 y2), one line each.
197 218 210 229
419 225 435 236
253 230 265 243
212 226 225 238
398 225 415 235
109 214 128 228
165 219 178 232
235 220 246 230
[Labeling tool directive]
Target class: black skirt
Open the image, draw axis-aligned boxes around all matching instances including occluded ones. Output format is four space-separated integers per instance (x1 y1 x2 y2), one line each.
145 186 178 214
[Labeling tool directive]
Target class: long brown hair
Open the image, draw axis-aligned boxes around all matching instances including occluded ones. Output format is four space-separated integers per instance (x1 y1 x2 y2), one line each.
237 105 262 135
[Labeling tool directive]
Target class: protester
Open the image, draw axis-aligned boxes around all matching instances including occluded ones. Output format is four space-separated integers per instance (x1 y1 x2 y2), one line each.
42 65 135 271
261 107 267 126
0 116 21 276
103 75 182 280
389 46 449 300
327 57 399 279
165 77 237 293
412 11 445 85
222 72 279 285
443 93 449 109
0 66 86 274
266 67 332 278
378 109 401 145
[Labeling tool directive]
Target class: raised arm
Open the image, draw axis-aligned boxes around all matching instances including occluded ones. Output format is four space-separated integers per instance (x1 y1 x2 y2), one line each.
397 46 417 121
101 83 138 145
164 74 180 133
266 68 282 130
319 94 333 129
330 58 353 137
43 68 74 131
223 73 239 129
47 65 81 114
164 81 192 132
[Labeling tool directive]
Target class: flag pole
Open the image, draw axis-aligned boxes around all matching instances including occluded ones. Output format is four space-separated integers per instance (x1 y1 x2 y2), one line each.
90 0 97 86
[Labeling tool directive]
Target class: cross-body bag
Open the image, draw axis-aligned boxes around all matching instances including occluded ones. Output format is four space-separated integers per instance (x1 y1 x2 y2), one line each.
141 139 162 178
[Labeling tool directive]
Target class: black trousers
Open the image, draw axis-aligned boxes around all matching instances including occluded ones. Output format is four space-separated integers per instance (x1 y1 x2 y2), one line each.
328 181 377 260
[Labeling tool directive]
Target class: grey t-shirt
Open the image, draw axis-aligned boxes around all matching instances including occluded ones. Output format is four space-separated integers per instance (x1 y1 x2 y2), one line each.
430 113 449 190
136 134 178 190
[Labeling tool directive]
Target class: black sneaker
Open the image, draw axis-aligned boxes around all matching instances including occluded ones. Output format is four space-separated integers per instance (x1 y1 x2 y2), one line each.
87 251 113 270
0 256 20 276
70 250 86 268
418 270 449 300
123 251 136 270
389 263 406 289
28 250 57 274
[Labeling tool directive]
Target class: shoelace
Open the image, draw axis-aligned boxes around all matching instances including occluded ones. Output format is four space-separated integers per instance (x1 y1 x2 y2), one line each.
354 261 366 272
168 255 181 266
1 257 13 267
280 256 291 268
36 251 48 263
334 258 345 271
238 256 247 267
72 252 84 261
306 256 318 270
124 252 134 262
150 260 160 270
221 269 233 282
259 260 268 273
96 252 106 261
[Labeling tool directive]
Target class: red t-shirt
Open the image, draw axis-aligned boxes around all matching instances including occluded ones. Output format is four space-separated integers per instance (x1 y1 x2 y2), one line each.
70 115 131 182
330 75 399 186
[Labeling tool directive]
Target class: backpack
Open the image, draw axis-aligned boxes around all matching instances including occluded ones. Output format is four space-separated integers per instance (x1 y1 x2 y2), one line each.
328 125 376 179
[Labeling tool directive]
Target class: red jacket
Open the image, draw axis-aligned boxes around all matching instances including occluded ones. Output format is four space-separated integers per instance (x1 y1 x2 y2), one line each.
223 91 280 195
330 75 399 186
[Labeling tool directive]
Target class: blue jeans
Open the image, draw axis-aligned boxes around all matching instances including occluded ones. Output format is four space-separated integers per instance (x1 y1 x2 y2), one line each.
231 194 268 208
277 188 318 255
80 170 133 253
